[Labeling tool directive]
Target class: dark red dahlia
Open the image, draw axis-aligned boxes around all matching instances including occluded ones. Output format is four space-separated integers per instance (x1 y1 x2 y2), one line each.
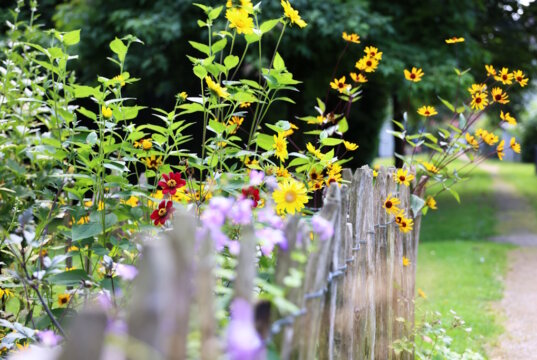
241 186 260 208
150 200 175 226
158 172 186 195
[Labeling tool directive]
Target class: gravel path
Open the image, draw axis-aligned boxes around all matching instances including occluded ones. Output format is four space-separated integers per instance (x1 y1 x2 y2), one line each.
482 164 537 360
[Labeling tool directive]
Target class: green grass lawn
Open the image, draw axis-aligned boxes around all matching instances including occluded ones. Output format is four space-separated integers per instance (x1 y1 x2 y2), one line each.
415 165 512 355
496 161 537 214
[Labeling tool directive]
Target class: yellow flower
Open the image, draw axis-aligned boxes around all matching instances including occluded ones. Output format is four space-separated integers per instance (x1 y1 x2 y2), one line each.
144 155 163 169
134 138 152 150
306 142 322 158
15 342 28 351
65 266 75 271
500 111 517 126
226 0 233 7
417 105 437 117
497 140 505 161
58 293 71 306
205 76 229 99
178 91 188 100
494 67 513 85
350 72 367 83
422 162 438 174
491 87 509 104
467 83 487 95
68 246 79 252
356 56 379 73
398 216 414 233
510 137 521 154
395 209 405 224
465 133 479 150
418 288 427 299
309 167 324 182
244 156 259 169
383 194 401 215
282 123 298 137
471 92 488 111
483 131 499 146
0 288 14 298
272 179 308 215
273 132 288 162
276 166 291 178
76 216 89 225
227 115 244 133
148 190 164 208
330 76 351 93
485 64 496 77
513 70 529 87
342 32 360 44
101 105 113 118
426 196 437 210
364 46 383 60
172 186 189 202
394 168 415 187
226 7 254 34
445 36 465 44
240 102 252 108
121 196 139 207
404 67 424 82
113 74 126 86
403 256 411 267
308 180 324 191
343 141 359 151
308 115 325 125
240 0 254 13
373 170 378 178
281 0 307 28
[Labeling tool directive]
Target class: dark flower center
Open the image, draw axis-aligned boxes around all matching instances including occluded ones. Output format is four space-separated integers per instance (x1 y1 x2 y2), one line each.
475 97 482 103
366 60 372 67
158 208 167 217
167 179 177 188
517 76 522 81
399 175 406 182
495 94 501 101
385 201 392 208
410 73 416 79
502 75 508 80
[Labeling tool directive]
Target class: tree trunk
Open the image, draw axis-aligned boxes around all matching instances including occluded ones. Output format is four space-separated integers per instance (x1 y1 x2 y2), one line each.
392 93 405 168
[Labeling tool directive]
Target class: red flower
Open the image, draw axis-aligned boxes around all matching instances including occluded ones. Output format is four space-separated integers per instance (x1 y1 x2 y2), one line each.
150 200 175 226
241 186 260 207
158 172 186 195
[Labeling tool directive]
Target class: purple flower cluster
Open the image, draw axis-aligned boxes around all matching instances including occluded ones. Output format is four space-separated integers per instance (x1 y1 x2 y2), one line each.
311 214 334 241
226 298 265 360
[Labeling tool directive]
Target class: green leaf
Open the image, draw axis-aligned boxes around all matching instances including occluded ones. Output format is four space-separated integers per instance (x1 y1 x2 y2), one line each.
63 29 81 46
49 270 90 286
256 133 274 151
410 194 426 215
110 38 128 62
72 85 100 98
208 6 223 20
321 137 344 146
260 19 280 33
114 106 146 121
211 38 227 54
189 41 211 56
244 33 261 44
437 96 455 112
86 132 98 145
193 65 208 80
72 222 102 241
273 52 285 70
77 107 96 121
224 55 240 70
338 118 349 133
447 187 461 203
208 119 226 134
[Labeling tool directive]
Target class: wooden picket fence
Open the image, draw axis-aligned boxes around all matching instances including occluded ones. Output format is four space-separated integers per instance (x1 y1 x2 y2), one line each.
58 166 421 360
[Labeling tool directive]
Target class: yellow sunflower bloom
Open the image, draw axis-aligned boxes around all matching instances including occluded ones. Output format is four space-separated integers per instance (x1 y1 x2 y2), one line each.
398 216 414 233
342 32 360 44
467 83 487 95
403 256 411 267
491 87 509 104
417 105 437 117
343 141 359 151
101 105 113 119
281 0 307 28
483 131 499 146
350 72 367 83
510 137 521 154
144 155 163 169
497 140 505 161
58 293 71 306
364 46 383 60
356 56 379 73
418 288 427 299
240 102 252 108
273 132 288 161
394 168 415 187
485 64 496 77
272 179 308 215
494 67 513 85
205 76 230 99
471 92 488 111
426 196 437 210
512 70 529 87
330 76 351 93
240 0 254 13
306 142 323 158
404 67 424 82
500 111 517 126
226 7 254 34
465 133 479 150
422 161 439 174
445 36 465 44
383 193 401 215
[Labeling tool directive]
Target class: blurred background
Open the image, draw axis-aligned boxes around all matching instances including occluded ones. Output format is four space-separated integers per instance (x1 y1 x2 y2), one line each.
1 0 536 168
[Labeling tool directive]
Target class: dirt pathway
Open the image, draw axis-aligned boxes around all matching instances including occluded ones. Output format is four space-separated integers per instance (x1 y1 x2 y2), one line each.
482 164 537 360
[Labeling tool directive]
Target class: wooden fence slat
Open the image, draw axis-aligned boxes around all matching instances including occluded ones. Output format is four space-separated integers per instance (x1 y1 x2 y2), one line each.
58 310 108 360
